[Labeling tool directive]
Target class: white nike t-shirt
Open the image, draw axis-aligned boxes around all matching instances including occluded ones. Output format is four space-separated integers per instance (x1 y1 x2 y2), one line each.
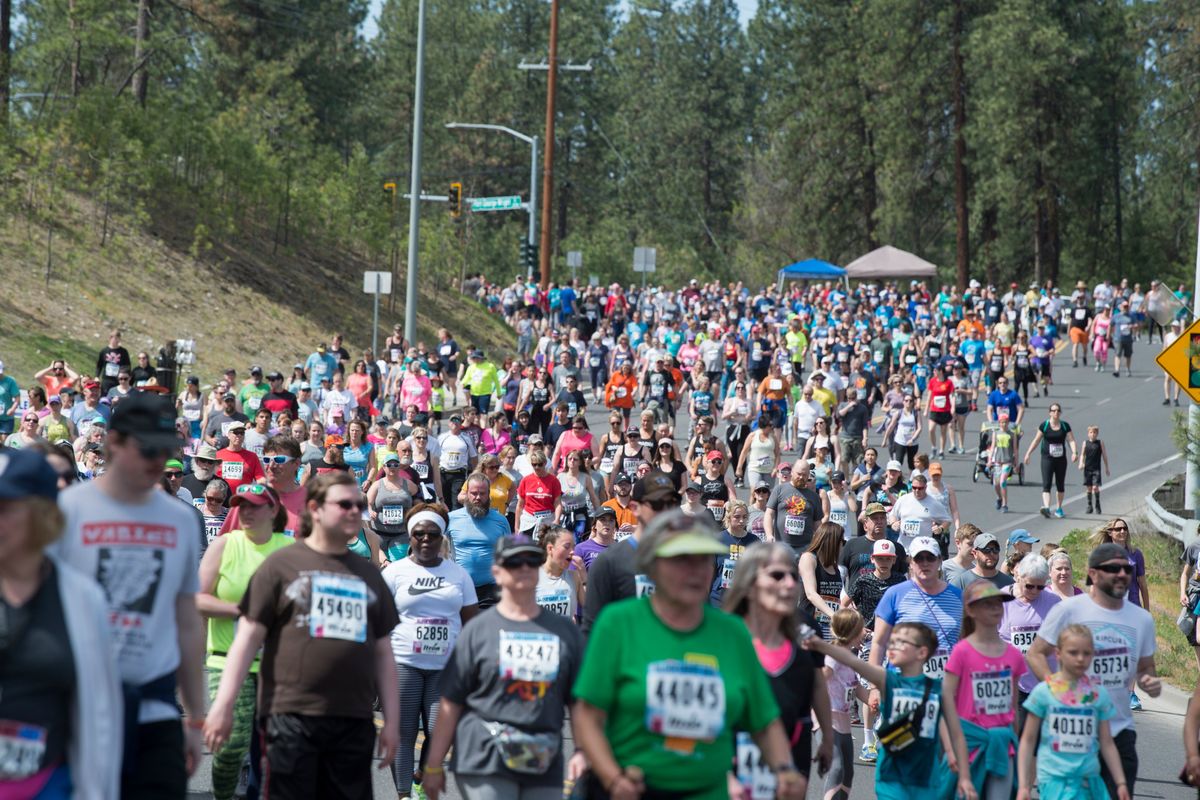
381 557 477 669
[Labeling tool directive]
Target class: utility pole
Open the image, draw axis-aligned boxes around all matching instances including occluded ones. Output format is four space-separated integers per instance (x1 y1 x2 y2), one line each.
403 0 427 349
538 0 560 293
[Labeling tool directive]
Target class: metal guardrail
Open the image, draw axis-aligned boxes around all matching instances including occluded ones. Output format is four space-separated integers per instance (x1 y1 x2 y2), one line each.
1145 477 1200 546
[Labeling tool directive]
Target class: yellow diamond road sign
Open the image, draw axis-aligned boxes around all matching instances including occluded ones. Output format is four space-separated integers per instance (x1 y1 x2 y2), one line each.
1156 317 1200 403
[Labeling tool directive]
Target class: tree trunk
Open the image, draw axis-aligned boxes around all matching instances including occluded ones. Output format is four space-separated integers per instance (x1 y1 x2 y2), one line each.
859 115 878 249
68 0 81 94
0 0 11 129
951 0 970 292
1109 92 1123 273
981 205 997 287
131 0 151 107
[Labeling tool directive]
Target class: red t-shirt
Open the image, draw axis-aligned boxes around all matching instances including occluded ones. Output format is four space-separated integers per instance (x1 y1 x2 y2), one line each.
927 378 954 414
215 447 266 492
518 472 562 514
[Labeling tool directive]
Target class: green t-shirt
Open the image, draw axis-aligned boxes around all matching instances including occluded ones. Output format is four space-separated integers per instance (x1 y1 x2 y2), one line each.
238 381 270 413
0 375 20 421
574 597 779 798
878 671 943 790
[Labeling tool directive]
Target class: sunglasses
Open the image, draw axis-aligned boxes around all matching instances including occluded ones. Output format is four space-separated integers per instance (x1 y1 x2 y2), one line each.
502 555 544 569
410 529 443 539
1110 525 1128 533
262 455 294 465
1094 563 1134 575
913 553 940 563
974 545 1000 554
413 436 427 441
326 498 368 511
1023 583 1047 591
238 484 269 496
766 568 799 582
164 471 183 478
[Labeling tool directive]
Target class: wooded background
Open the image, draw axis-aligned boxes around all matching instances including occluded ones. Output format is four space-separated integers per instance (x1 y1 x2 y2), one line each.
1 0 1197 290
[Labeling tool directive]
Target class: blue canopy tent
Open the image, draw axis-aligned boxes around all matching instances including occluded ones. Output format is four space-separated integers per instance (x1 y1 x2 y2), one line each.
776 259 847 292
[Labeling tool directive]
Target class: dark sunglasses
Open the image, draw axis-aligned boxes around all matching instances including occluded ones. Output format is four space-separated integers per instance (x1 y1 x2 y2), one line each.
164 471 183 478
1094 563 1134 575
1110 525 1128 532
327 499 368 511
975 545 1000 554
913 553 940 563
502 555 544 569
766 569 798 582
1023 583 1047 591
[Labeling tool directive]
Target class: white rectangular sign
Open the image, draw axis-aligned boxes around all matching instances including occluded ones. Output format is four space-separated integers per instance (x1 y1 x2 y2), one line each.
363 271 393 295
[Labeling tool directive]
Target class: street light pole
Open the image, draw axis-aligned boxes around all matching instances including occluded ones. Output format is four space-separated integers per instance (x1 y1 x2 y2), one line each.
444 122 538 278
403 0 427 349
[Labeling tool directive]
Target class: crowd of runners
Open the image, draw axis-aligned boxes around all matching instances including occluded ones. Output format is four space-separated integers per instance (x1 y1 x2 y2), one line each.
1 273 1199 800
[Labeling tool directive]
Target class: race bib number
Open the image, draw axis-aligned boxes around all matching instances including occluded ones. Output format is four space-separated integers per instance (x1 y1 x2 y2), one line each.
904 354 918 365
443 450 464 470
411 617 450 656
837 350 849 363
990 357 1003 372
890 690 940 739
247 396 261 411
829 509 848 528
590 356 601 368
971 669 1013 716
1090 647 1132 685
785 514 806 537
1009 626 1038 653
104 361 120 377
1048 707 1095 754
1119 324 1131 336
752 345 763 361
222 461 244 481
932 395 948 410
901 519 923 539
615 387 627 398
1048 443 1065 458
817 595 840 622
1016 355 1030 368
440 345 452 356
379 505 405 525
498 631 560 682
1075 309 1087 320
769 379 783 391
0 721 46 780
736 732 775 800
536 591 571 616
309 574 368 642
635 573 656 597
707 500 726 522
646 661 726 740
923 649 949 680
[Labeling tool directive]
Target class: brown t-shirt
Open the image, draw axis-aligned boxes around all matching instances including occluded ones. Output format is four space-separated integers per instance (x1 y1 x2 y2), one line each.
239 541 399 718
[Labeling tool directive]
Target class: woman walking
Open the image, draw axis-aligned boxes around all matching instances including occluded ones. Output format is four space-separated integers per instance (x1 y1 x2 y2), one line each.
1023 403 1077 519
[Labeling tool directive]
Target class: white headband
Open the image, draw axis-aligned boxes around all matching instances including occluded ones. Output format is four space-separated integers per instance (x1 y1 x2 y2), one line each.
407 510 447 535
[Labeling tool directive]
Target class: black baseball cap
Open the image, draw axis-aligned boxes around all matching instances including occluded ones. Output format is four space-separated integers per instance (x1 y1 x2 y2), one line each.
109 393 183 449
591 506 618 521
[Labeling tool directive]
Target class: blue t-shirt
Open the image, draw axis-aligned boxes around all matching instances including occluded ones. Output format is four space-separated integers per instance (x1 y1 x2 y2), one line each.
306 352 338 382
878 671 943 789
987 389 1022 421
960 338 986 368
875 581 963 676
447 507 511 586
1022 679 1116 781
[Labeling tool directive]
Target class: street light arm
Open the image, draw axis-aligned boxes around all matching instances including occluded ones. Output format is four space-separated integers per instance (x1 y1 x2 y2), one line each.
444 122 533 145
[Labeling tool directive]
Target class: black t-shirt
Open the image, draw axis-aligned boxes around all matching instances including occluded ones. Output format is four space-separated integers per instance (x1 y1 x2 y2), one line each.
648 461 687 492
838 401 871 438
0 564 75 775
546 421 570 449
1069 305 1092 330
95 346 131 389
182 474 231 508
262 390 300 418
581 538 639 635
553 389 587 417
1039 420 1071 457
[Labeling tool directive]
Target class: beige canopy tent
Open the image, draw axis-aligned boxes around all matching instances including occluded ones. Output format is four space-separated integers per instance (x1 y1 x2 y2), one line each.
845 246 938 280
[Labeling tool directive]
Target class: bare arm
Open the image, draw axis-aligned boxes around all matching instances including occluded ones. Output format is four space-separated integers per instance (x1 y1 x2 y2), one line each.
175 592 208 774
373 636 399 768
195 536 238 618
804 636 888 689
1026 636 1055 682
1015 711 1040 798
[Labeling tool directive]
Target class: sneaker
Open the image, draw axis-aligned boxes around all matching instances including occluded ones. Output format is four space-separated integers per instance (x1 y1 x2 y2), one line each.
1113 371 1120 377
412 784 429 800
1054 507 1065 519
1001 505 1009 513
235 763 250 799
996 498 1002 510
1095 364 1101 372
1040 507 1051 519
1164 399 1171 405
1072 360 1078 368
860 743 878 763
1130 692 1142 711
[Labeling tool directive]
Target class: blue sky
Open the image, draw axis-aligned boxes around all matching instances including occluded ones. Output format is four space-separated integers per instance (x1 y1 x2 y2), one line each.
361 0 759 40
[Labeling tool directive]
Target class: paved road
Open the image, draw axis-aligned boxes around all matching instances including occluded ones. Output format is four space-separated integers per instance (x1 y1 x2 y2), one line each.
189 335 1194 799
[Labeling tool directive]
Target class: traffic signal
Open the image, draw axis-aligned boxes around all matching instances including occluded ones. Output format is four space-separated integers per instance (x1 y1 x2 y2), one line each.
525 241 538 273
519 239 530 270
449 182 462 218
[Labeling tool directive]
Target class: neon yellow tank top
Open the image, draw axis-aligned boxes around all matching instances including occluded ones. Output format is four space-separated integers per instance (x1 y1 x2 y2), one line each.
206 529 294 672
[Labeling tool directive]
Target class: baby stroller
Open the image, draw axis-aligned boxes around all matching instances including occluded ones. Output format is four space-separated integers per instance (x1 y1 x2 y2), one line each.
973 421 1024 485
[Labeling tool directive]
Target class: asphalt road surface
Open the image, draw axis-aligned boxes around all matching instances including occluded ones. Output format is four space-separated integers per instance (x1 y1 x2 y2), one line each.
189 335 1195 799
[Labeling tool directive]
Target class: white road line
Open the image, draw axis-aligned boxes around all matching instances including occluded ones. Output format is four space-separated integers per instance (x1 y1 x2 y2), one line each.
989 452 1181 536
1097 397 1111 406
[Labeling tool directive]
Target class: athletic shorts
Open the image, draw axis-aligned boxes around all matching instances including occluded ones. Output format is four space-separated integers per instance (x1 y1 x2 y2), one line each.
1084 468 1101 487
1117 340 1133 358
1070 327 1089 344
930 410 952 426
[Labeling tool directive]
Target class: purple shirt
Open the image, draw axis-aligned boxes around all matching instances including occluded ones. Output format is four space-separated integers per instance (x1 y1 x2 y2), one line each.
999 587 1061 692
1125 548 1146 606
575 538 609 570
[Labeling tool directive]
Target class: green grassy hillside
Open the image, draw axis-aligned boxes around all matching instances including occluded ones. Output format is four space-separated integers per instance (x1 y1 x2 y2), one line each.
0 190 514 387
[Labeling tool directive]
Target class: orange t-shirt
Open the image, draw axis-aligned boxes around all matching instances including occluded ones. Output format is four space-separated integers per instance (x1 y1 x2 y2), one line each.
602 497 638 530
605 373 638 409
758 375 791 401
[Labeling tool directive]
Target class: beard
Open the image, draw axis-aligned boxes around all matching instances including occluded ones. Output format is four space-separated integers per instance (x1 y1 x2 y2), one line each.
465 499 489 519
193 465 215 480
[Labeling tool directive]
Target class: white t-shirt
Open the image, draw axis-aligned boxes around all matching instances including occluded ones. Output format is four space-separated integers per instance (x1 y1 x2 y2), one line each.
1036 593 1156 736
889 492 950 550
54 481 203 723
792 400 824 437
437 432 476 472
382 557 477 669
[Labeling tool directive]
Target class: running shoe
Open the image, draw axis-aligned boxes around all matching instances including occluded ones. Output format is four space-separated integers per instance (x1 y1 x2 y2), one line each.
1130 692 1142 711
1113 371 1120 377
412 784 429 800
1040 507 1051 519
1164 399 1171 405
996 499 1002 510
1072 360 1078 368
1001 505 1009 513
860 743 878 763
1054 507 1065 519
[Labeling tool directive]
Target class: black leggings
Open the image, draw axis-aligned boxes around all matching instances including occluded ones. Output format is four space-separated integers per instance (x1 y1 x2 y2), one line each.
890 443 918 469
1041 455 1067 493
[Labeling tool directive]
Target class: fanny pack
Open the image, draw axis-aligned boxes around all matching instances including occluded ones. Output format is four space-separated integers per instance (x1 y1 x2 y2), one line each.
877 677 932 754
482 721 559 775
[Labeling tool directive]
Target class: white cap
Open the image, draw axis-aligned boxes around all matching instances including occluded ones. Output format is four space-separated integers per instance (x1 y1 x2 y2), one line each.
872 539 897 557
885 459 903 472
909 537 941 558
